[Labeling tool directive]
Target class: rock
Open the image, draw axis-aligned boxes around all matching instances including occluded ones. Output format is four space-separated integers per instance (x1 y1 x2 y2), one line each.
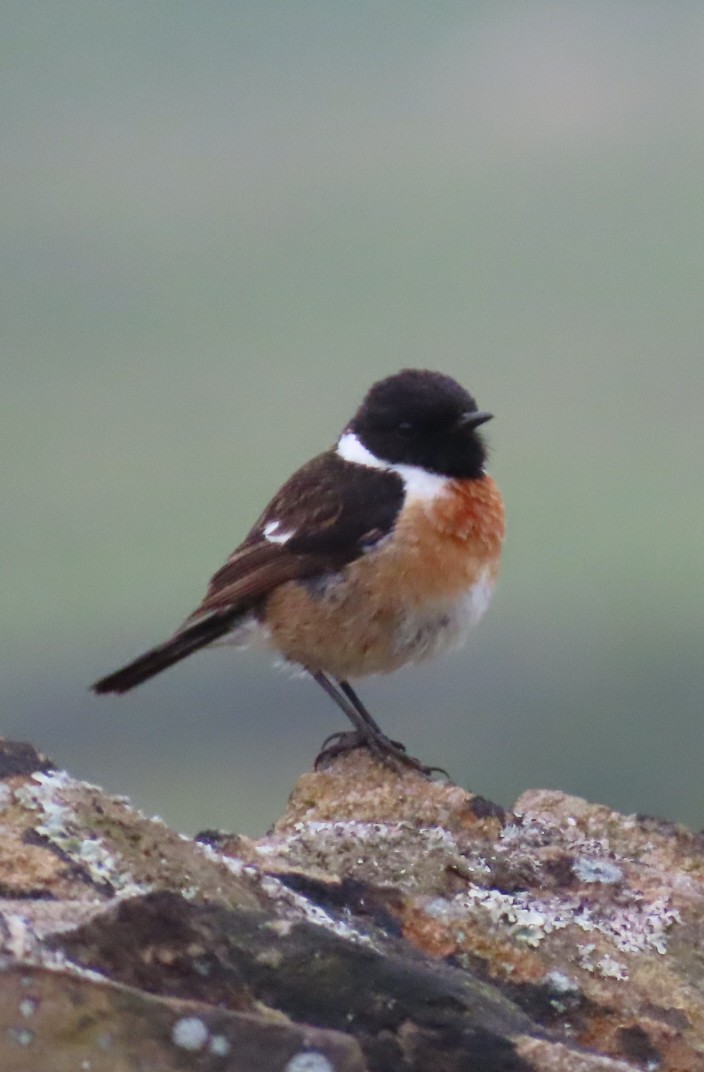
0 738 702 1070
0 964 364 1072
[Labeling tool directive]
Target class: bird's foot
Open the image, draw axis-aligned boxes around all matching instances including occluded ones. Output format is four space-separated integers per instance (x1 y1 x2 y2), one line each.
314 729 447 779
318 728 407 756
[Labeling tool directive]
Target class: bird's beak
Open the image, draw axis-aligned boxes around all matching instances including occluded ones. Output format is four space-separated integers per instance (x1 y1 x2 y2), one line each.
457 410 493 430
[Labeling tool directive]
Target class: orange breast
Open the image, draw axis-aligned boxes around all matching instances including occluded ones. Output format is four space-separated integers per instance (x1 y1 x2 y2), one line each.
391 473 505 604
263 474 505 678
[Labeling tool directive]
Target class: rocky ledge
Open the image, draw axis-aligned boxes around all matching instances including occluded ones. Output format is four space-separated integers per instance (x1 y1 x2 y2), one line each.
0 737 702 1071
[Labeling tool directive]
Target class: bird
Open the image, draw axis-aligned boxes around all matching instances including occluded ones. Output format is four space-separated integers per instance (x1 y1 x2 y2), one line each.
92 369 505 774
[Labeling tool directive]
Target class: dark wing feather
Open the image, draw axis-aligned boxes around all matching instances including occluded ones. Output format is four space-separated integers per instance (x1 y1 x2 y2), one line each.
187 548 322 616
252 450 404 556
92 450 404 694
189 450 404 618
92 612 239 693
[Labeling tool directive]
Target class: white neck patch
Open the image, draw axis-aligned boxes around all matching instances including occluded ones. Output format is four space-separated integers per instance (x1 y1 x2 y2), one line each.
336 431 449 504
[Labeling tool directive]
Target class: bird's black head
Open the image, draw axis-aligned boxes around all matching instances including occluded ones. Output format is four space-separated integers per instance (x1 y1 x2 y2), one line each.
348 369 492 479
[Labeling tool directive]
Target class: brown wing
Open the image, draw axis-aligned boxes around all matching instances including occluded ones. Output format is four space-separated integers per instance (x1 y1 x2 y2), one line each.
187 449 405 619
186 544 323 618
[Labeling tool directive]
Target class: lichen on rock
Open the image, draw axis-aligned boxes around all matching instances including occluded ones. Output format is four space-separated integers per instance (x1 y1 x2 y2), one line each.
0 738 703 1071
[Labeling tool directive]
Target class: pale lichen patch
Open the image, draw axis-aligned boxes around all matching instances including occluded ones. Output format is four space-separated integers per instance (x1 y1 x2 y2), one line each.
171 1015 209 1051
208 1034 231 1056
257 819 467 893
572 856 624 885
15 771 148 898
284 1051 335 1072
8 1026 34 1046
18 996 38 1018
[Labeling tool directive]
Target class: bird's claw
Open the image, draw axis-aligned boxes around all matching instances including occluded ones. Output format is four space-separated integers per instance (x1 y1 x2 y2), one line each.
314 729 445 779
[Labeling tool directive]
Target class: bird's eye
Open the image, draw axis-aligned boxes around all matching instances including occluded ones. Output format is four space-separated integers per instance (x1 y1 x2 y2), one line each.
397 422 415 437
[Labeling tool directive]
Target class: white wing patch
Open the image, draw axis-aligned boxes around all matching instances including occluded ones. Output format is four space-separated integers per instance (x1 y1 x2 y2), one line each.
263 520 295 545
336 431 449 504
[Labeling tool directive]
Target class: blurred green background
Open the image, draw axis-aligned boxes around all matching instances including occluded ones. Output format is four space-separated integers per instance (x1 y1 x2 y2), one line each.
3 2 703 835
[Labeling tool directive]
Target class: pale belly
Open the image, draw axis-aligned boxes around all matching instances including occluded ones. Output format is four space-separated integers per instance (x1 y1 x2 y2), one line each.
390 568 496 665
219 572 496 678
246 560 499 679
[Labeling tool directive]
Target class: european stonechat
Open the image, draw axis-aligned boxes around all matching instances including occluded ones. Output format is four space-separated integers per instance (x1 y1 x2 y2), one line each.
93 369 505 773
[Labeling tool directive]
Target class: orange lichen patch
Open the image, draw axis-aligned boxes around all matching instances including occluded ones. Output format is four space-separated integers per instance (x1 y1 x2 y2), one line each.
577 1014 661 1069
652 1032 704 1072
401 906 460 960
0 822 67 896
399 897 550 982
452 802 507 841
454 926 549 984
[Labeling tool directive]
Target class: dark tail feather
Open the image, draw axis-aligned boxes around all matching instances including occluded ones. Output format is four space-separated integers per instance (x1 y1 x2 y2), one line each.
91 613 236 695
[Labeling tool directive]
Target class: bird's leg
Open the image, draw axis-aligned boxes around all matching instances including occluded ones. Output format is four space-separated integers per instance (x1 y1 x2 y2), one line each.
314 675 402 753
310 670 446 777
310 671 393 767
337 680 406 752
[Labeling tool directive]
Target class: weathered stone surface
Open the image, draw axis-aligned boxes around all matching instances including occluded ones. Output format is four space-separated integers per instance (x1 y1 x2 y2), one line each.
1 737 703 1070
244 751 704 1070
2 759 266 909
52 889 536 1069
0 964 364 1072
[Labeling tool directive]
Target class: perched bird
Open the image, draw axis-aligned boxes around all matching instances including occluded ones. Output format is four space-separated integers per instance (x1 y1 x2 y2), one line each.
92 369 505 773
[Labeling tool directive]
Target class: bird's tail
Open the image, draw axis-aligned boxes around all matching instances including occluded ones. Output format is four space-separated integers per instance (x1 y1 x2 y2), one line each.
91 613 237 695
